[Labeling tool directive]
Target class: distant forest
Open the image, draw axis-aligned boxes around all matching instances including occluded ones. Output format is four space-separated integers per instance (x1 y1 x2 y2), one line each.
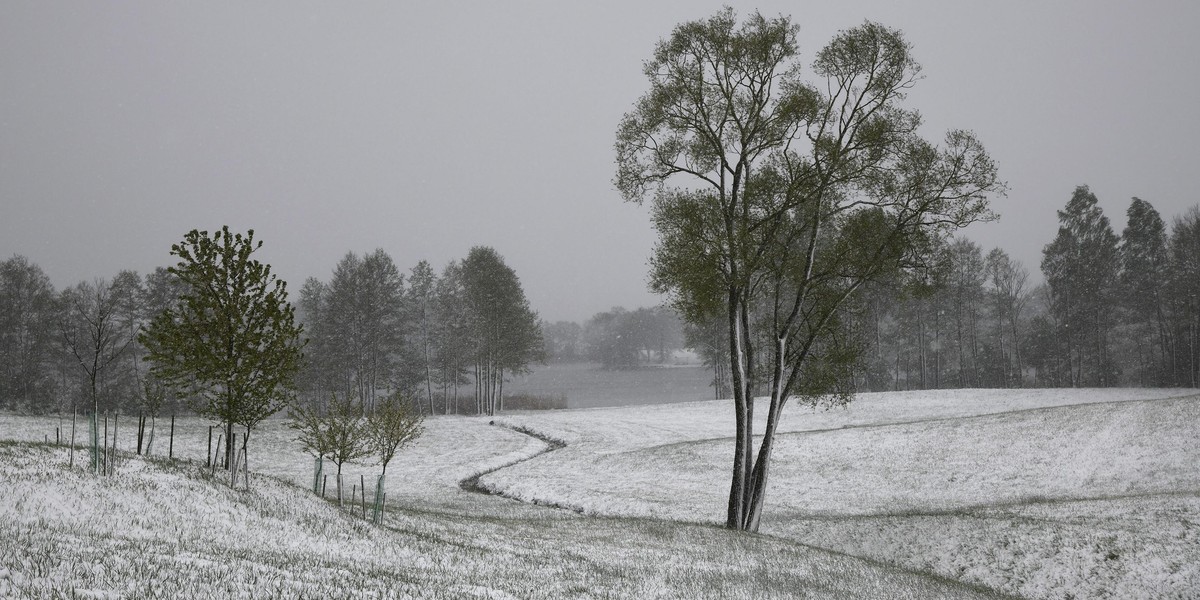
2 186 1198 416
546 186 1200 393
0 244 542 417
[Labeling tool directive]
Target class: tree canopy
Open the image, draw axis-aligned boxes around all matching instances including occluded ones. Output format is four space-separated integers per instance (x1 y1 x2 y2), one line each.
141 227 304 465
616 9 1004 531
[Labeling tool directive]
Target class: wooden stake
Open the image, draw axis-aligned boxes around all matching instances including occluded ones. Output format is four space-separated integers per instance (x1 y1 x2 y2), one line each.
242 449 250 491
103 413 109 476
91 411 98 474
211 434 223 477
69 407 77 468
206 426 212 467
361 474 367 519
168 414 175 460
313 457 323 494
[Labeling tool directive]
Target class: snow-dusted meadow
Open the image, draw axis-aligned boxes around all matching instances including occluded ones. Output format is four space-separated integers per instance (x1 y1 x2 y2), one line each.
1 388 1197 598
488 389 1200 599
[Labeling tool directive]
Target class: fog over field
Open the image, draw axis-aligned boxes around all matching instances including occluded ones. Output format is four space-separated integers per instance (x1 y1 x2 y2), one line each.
3 1 1199 322
3 2 1199 598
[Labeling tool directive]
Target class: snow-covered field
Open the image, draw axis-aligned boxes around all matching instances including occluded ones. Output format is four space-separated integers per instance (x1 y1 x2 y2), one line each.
1 388 1197 598
487 388 1200 599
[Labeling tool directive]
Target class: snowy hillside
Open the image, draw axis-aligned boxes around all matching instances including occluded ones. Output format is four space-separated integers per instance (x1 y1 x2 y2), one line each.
2 388 1197 598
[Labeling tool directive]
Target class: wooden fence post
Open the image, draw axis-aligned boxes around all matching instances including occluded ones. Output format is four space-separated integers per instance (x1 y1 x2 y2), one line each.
69 407 77 468
242 449 250 491
313 457 323 494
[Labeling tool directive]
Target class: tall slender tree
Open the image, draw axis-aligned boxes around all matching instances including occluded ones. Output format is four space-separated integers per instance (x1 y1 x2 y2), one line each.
59 279 134 473
1167 208 1200 387
0 255 59 412
407 260 438 415
984 248 1029 387
616 10 1003 531
1041 186 1120 386
1119 197 1170 384
461 247 542 416
432 261 471 414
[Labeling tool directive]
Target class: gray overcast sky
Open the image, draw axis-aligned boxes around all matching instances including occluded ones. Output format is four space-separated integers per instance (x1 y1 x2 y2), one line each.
2 1 1198 322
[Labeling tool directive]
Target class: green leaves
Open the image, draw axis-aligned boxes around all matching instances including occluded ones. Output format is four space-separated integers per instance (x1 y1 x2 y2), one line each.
621 9 1007 413
141 226 303 434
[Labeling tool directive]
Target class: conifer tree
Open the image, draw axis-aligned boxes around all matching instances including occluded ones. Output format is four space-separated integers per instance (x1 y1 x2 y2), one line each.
1041 186 1120 386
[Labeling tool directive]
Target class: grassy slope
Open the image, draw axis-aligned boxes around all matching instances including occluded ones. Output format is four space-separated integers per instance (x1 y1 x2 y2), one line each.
5 389 1194 598
0 445 999 599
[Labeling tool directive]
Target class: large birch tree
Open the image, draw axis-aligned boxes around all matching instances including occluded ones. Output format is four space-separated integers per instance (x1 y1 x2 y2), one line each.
616 9 1003 531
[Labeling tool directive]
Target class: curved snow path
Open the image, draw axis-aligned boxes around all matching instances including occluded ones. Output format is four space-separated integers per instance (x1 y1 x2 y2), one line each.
457 423 571 506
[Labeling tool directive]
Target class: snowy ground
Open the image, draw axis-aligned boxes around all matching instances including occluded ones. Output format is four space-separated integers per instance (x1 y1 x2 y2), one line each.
486 388 1200 599
1 388 1196 598
0 437 994 598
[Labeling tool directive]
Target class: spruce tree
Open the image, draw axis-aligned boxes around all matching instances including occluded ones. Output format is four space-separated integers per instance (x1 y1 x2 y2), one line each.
1119 197 1169 384
1041 186 1120 386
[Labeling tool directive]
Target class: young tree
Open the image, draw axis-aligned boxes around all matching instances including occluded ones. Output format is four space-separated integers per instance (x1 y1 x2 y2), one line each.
141 227 304 473
323 393 372 505
287 395 336 494
59 278 135 473
616 10 1003 531
367 390 424 484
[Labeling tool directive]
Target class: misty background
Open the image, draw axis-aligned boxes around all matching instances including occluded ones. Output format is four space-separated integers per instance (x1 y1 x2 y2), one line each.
2 1 1198 323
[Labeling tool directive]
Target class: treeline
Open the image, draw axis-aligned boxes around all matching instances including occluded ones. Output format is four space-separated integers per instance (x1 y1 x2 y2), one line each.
850 187 1199 390
296 245 541 417
542 187 1200 396
0 260 184 422
0 245 542 417
541 306 684 368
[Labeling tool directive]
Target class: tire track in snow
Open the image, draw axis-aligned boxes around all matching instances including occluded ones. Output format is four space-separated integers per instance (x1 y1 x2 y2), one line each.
772 489 1200 522
635 392 1200 455
457 422 573 510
